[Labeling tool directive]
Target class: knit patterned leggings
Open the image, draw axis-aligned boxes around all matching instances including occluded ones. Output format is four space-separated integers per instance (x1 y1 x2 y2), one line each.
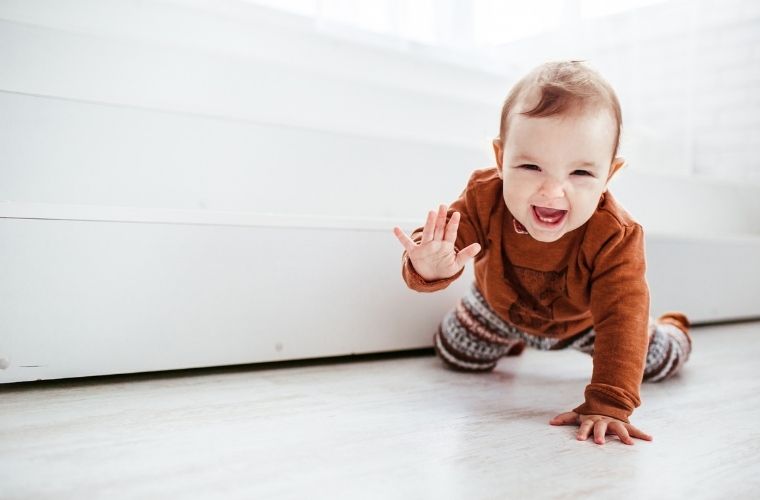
435 284 692 383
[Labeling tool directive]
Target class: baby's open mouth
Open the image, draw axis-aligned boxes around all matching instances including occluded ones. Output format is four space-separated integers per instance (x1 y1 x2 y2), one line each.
532 205 568 225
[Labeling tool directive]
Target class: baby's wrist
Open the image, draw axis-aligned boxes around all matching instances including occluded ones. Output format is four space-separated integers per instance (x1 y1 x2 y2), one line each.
407 259 448 282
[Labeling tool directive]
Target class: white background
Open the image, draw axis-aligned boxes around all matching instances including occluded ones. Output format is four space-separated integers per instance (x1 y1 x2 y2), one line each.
1 0 758 382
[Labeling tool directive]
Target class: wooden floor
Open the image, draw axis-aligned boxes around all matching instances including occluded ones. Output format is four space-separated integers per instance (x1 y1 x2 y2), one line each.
1 321 759 500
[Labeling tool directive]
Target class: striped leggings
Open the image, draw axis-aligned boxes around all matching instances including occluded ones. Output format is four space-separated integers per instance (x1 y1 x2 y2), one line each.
435 284 692 383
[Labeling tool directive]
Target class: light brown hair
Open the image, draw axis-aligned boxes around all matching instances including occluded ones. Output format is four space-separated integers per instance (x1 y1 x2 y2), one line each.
496 61 623 160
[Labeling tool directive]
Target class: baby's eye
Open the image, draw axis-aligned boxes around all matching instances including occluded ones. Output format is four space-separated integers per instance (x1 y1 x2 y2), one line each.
572 170 593 177
519 164 540 171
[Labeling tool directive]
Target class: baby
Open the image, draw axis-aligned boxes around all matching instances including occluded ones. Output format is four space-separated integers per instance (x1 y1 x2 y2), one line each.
393 61 691 446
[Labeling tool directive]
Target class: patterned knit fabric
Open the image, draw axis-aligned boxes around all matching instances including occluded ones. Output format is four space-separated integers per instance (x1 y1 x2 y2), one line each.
643 311 692 382
435 284 691 382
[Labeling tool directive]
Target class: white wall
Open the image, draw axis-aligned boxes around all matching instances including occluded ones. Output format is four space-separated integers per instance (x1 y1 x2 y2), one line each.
2 0 759 227
0 0 505 220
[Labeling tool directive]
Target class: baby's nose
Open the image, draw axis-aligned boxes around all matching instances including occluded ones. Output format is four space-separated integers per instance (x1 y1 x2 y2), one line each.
538 178 566 198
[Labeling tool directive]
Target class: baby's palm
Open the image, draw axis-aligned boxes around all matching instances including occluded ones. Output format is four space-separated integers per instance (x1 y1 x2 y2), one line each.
394 204 481 282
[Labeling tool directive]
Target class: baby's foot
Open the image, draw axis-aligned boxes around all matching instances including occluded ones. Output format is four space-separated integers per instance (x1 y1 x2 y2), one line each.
656 311 691 344
644 311 692 382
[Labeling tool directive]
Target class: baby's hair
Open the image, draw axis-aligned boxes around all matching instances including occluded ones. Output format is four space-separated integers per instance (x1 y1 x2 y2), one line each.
496 60 622 160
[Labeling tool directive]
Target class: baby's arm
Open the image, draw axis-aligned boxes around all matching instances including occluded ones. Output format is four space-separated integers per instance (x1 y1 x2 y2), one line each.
577 223 650 421
552 223 651 445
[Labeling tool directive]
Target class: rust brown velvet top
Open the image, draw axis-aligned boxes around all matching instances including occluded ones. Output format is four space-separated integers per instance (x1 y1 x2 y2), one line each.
402 167 650 422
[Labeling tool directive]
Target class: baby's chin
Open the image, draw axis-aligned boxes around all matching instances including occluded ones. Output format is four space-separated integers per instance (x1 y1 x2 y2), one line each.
527 229 569 242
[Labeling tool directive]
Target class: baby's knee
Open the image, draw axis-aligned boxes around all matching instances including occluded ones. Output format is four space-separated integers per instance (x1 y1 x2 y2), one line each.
433 328 500 373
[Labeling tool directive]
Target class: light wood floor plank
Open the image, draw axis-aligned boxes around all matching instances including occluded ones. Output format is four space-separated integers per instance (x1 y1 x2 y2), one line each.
1 322 759 499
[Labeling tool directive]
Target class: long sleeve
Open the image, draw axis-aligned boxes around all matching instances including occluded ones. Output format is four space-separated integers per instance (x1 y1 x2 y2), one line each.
401 169 492 293
572 222 650 423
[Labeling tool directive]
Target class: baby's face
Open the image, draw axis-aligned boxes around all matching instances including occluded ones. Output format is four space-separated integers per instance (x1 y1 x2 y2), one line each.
496 107 622 243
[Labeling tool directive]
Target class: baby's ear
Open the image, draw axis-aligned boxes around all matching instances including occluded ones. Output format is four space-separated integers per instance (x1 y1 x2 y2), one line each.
492 138 504 178
607 157 626 182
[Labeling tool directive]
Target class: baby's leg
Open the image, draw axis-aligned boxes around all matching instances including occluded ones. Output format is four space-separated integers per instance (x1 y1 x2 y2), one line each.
643 312 692 382
434 287 525 372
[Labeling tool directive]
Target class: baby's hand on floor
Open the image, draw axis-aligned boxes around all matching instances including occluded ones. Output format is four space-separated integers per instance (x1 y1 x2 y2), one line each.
549 411 653 445
393 204 480 282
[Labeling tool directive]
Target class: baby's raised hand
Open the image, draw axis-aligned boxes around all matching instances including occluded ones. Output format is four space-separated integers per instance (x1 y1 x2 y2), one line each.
393 204 481 282
550 411 653 445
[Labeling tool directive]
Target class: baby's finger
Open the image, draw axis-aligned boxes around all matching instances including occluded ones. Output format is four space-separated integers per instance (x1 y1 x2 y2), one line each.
393 227 417 253
443 211 460 243
594 421 608 444
549 412 579 426
577 420 594 441
609 422 634 445
420 210 436 243
454 242 481 268
432 204 448 241
626 424 653 441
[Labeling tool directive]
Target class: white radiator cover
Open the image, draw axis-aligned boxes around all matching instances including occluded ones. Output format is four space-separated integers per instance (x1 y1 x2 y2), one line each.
1 206 759 384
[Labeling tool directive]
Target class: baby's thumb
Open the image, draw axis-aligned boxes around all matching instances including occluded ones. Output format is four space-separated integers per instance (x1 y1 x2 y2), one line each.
455 243 481 268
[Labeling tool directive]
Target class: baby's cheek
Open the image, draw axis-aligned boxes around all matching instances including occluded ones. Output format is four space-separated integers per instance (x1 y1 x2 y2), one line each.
502 189 525 212
503 179 529 203
573 204 597 227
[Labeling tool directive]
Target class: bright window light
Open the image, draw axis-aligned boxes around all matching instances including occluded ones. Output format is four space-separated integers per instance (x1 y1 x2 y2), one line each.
242 0 674 47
